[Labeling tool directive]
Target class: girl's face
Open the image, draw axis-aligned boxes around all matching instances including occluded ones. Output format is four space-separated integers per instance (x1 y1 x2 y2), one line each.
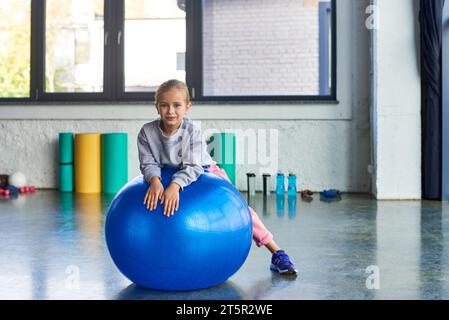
155 88 191 129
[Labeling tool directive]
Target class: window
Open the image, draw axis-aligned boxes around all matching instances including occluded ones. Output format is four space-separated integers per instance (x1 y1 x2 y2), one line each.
195 0 335 100
0 0 31 98
124 0 186 92
0 0 335 103
45 0 104 93
319 1 332 96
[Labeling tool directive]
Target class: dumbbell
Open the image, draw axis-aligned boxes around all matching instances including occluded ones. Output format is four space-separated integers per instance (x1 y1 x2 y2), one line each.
0 188 11 196
18 186 36 194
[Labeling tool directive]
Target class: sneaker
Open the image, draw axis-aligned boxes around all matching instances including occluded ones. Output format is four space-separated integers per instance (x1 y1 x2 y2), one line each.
320 189 341 198
319 189 342 203
270 250 298 275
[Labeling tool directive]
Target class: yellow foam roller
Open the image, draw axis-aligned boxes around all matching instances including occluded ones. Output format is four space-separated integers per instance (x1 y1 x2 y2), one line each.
75 133 101 193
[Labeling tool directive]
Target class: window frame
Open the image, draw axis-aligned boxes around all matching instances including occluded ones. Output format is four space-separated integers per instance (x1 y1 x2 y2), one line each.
31 0 112 102
0 0 337 104
187 0 337 102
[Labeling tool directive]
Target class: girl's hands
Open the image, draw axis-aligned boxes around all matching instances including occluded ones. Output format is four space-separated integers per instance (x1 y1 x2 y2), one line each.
143 178 181 217
144 177 164 211
160 183 181 217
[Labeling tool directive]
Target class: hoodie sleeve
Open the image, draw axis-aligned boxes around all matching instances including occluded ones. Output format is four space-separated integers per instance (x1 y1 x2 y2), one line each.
137 128 161 183
171 126 205 190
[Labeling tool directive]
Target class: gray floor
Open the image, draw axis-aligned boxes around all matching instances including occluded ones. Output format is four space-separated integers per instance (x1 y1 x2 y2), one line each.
1 191 449 300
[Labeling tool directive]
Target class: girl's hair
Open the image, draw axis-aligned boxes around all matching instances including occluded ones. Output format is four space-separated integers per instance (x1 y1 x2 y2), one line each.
155 79 190 104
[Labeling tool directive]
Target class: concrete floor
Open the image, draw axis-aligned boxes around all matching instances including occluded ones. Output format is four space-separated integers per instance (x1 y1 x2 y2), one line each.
0 191 448 300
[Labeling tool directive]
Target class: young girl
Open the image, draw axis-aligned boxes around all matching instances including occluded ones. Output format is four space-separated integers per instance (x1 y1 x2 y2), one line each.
137 79 297 276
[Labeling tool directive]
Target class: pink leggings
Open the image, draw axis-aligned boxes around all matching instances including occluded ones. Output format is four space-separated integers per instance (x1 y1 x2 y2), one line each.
207 164 273 247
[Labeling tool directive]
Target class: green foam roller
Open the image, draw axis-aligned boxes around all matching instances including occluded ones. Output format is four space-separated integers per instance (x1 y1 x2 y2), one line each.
59 164 74 192
210 133 236 185
59 132 74 164
101 133 128 194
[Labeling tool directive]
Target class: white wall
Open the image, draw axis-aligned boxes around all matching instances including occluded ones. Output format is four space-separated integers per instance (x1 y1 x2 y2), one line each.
0 0 372 193
372 0 421 199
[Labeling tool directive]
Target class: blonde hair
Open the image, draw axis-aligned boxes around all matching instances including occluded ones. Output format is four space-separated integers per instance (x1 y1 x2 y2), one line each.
155 79 191 104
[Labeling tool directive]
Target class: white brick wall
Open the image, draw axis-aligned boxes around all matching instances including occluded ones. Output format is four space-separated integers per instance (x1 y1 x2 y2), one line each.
203 0 320 96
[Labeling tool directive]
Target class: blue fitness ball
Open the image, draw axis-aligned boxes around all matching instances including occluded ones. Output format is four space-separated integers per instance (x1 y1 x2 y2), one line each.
105 167 252 291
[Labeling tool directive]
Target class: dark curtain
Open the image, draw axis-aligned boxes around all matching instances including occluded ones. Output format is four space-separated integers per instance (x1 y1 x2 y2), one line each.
420 0 445 200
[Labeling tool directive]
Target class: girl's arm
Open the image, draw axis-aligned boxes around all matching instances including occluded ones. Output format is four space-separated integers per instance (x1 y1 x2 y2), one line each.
137 129 161 183
171 127 205 190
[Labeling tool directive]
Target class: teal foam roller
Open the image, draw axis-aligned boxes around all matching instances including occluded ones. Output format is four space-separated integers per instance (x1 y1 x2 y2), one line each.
102 133 128 194
59 164 73 192
210 133 236 185
59 133 74 164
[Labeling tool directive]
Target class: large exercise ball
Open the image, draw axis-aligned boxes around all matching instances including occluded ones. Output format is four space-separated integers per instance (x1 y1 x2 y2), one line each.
105 168 252 291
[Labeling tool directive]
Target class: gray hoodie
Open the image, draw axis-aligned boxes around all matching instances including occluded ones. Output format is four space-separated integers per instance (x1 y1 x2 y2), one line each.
137 117 215 189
